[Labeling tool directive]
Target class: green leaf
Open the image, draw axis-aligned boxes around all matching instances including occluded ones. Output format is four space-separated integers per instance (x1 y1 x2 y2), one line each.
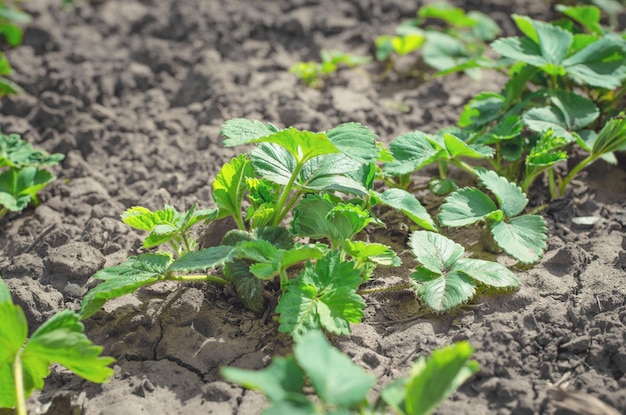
167 246 235 272
253 226 294 249
476 169 527 217
557 5 602 35
0 23 23 46
0 167 55 212
408 231 464 274
385 131 444 175
429 177 457 195
458 92 504 128
373 188 437 231
343 240 401 267
526 130 568 171
0 76 22 96
21 310 115 394
261 128 339 163
292 195 375 246
423 32 470 73
443 133 494 159
479 116 523 144
220 118 278 146
490 215 547 264
0 279 27 365
492 17 573 74
223 259 265 313
121 205 178 232
468 11 501 41
276 251 365 339
438 188 499 227
235 239 279 263
562 37 626 89
591 114 626 157
412 268 476 312
0 6 32 23
294 330 375 408
418 3 477 27
453 258 519 289
280 245 327 269
402 341 479 415
326 123 380 164
213 154 255 224
221 356 308 404
0 133 65 168
297 153 369 195
376 35 395 61
80 254 172 319
522 90 599 142
392 34 425 55
251 144 368 196
491 37 547 69
251 143 296 186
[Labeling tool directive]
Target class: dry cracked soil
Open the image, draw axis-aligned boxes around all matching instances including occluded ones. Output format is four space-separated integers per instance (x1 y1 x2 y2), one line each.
1 0 626 414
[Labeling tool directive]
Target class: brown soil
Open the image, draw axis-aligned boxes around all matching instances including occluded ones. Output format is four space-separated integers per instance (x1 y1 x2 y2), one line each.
1 0 625 414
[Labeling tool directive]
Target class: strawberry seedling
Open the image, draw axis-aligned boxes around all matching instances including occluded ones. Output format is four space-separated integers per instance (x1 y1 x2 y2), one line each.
0 0 31 96
376 2 502 80
0 277 114 415
438 169 548 264
0 132 64 221
456 7 626 195
409 231 519 311
222 330 479 415
290 49 371 88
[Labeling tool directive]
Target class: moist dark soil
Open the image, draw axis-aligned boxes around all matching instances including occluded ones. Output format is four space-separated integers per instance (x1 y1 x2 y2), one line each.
1 0 626 414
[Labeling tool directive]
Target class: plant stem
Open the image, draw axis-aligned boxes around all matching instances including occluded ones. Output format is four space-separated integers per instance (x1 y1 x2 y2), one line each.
168 274 230 285
558 154 594 197
168 241 180 257
0 207 7 221
548 169 556 199
279 268 289 291
451 159 478 177
272 162 305 226
528 203 549 215
438 161 448 179
13 350 26 415
275 189 303 225
181 232 192 254
520 171 540 194
357 282 413 295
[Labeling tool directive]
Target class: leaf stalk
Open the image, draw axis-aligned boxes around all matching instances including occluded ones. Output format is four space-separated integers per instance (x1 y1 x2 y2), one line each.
13 349 26 415
168 274 230 285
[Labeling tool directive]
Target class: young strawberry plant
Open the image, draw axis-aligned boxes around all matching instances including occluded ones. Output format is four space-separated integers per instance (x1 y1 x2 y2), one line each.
381 128 493 195
0 132 64 221
0 0 31 96
81 120 443 340
222 330 479 415
409 231 519 311
456 7 626 196
0 277 114 415
79 204 236 319
290 49 371 88
438 169 547 264
376 2 502 80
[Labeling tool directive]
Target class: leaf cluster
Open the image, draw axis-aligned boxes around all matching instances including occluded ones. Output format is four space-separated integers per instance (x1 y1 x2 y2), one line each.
376 2 502 80
0 277 114 413
290 49 371 88
456 5 626 197
0 0 31 96
0 132 64 221
222 330 479 415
